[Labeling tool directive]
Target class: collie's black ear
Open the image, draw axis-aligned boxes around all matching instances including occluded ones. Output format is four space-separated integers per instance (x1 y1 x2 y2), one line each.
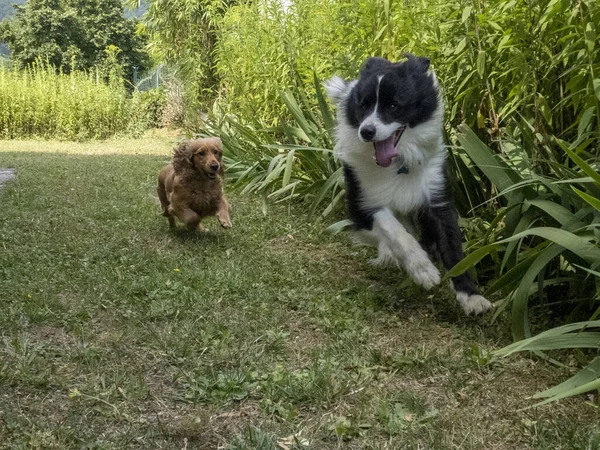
360 57 392 77
403 53 430 72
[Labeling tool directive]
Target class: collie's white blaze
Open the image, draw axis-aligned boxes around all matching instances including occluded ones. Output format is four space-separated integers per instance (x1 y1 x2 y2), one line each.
358 74 404 143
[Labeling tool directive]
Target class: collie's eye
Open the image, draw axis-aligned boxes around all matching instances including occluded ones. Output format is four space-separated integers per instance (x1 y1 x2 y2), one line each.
388 103 399 111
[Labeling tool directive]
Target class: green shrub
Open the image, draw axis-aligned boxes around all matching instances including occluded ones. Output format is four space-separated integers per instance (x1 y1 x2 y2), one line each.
130 88 167 130
0 61 153 140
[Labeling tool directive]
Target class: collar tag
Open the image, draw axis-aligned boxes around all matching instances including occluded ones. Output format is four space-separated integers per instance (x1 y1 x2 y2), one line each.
397 166 409 175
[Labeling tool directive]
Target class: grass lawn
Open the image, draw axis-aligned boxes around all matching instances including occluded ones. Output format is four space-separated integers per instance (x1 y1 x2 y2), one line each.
0 136 599 449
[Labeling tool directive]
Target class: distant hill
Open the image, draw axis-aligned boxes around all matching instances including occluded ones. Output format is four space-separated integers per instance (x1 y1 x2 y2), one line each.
0 0 146 22
0 0 26 22
125 2 147 19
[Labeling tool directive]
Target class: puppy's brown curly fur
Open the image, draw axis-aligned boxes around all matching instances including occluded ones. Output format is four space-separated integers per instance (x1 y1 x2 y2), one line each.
157 137 232 231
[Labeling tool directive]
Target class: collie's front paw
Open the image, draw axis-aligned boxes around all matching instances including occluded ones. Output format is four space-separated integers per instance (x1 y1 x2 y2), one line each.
407 259 441 290
456 293 493 315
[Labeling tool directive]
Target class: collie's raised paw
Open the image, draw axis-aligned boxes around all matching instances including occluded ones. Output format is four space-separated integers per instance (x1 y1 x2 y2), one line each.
456 293 493 315
407 259 441 290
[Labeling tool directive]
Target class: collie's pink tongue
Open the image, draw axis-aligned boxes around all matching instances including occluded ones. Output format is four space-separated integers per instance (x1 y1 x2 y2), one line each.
374 135 397 167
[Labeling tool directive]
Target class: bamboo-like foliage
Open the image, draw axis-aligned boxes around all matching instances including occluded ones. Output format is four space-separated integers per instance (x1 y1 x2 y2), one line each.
0 61 152 140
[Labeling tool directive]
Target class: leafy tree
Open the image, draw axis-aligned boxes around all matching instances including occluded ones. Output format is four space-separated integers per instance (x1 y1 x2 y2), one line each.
128 0 236 103
0 0 149 80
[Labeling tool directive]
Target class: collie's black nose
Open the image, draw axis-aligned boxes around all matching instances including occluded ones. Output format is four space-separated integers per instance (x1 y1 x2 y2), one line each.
210 162 220 172
360 125 376 141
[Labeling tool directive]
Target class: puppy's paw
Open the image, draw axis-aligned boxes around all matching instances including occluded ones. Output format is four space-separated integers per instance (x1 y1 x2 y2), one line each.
456 293 493 316
197 223 209 232
407 259 441 290
219 218 232 229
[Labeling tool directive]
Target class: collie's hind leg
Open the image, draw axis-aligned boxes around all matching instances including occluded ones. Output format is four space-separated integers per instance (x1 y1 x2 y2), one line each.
418 205 492 315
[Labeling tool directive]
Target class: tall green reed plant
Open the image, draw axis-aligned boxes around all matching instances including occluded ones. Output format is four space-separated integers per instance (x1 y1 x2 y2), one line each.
448 125 600 404
0 61 147 140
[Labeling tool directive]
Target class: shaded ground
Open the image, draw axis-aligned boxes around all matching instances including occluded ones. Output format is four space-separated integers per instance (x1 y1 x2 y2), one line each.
0 137 599 449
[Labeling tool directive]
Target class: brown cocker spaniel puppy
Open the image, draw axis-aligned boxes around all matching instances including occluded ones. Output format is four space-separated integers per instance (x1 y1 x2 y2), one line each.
157 137 232 231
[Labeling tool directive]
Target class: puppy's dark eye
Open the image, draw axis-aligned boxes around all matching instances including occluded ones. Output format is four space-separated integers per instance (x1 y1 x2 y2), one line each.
199 151 206 156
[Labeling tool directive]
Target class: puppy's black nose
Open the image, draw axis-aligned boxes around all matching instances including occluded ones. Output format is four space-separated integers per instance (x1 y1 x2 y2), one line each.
360 125 376 141
210 162 220 172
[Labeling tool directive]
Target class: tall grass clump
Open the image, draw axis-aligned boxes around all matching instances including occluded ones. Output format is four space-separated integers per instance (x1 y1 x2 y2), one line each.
0 61 143 140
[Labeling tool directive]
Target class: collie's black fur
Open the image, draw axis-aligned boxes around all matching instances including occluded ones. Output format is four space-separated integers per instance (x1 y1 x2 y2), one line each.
326 55 492 315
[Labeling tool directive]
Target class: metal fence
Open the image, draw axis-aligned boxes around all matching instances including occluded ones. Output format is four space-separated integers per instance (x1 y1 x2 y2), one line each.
133 64 165 91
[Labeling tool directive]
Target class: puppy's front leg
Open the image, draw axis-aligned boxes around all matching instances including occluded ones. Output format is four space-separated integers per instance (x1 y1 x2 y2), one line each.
371 209 441 289
216 198 232 229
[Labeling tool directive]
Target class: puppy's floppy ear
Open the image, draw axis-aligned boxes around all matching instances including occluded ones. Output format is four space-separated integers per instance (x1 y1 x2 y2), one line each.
403 53 430 72
360 57 392 77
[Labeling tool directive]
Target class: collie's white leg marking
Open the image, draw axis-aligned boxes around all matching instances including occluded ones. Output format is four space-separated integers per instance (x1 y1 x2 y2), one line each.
370 209 441 289
456 292 493 315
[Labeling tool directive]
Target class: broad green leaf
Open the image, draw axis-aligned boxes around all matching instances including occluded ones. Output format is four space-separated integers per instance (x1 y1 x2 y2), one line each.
572 187 600 212
496 334 600 352
457 124 522 194
557 139 600 185
531 372 600 407
476 50 486 78
314 71 335 134
325 219 353 234
594 79 600 102
537 94 552 126
534 357 600 399
511 245 564 340
449 226 600 280
485 249 544 296
585 22 597 52
497 320 600 356
527 199 585 229
577 106 595 139
461 6 472 23
455 37 467 55
309 167 343 216
497 34 511 52
282 150 295 188
280 89 318 143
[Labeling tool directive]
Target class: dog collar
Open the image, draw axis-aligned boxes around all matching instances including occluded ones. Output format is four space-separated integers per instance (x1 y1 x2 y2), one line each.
397 166 409 175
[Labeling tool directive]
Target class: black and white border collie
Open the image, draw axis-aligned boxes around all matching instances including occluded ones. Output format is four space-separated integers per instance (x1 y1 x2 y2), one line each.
325 55 492 315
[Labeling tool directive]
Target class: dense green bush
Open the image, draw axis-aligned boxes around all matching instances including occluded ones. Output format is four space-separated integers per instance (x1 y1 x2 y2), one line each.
130 88 168 130
0 62 151 140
